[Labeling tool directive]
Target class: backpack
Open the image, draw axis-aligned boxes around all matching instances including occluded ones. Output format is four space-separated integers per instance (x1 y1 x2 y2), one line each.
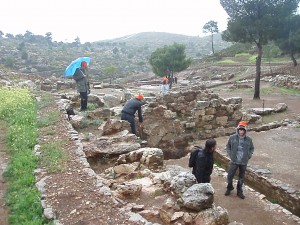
188 146 202 167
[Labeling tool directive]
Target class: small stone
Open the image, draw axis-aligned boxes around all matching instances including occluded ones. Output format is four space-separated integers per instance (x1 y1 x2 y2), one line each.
259 194 266 200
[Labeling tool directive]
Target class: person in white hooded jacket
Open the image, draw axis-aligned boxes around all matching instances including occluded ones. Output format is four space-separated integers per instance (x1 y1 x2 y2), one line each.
225 121 254 199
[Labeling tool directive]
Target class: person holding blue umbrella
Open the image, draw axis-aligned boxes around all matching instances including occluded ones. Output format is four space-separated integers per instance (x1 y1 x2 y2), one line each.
73 61 90 111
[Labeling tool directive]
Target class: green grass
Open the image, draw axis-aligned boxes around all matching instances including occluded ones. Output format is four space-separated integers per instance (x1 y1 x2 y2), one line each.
40 141 67 173
260 86 300 95
37 93 55 110
269 198 278 204
78 114 104 130
0 87 51 224
217 59 236 64
235 53 251 57
229 85 300 96
248 55 257 62
37 111 60 128
87 103 97 111
230 87 253 94
261 57 291 63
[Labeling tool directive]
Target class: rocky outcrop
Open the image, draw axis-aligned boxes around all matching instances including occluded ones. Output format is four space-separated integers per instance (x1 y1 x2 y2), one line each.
266 75 300 90
250 103 288 115
181 183 214 211
102 150 230 225
116 147 164 170
83 130 140 158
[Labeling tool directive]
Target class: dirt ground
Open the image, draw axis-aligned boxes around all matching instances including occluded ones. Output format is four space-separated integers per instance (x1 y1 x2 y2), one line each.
208 80 300 224
214 80 300 191
0 63 300 224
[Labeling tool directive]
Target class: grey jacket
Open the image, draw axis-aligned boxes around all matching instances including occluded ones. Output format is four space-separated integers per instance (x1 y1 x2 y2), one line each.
121 98 143 122
226 131 254 165
73 68 90 93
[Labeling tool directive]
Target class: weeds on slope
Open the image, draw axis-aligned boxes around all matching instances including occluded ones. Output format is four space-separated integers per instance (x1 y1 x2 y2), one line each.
0 88 52 225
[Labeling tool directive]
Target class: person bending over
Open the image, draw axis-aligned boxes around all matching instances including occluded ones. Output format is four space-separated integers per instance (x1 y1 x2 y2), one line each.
121 93 144 135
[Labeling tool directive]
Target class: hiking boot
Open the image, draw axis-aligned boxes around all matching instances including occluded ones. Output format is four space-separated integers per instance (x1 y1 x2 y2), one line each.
237 192 245 199
225 187 234 196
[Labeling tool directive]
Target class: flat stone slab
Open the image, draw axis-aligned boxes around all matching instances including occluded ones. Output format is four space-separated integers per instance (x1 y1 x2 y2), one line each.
251 108 274 115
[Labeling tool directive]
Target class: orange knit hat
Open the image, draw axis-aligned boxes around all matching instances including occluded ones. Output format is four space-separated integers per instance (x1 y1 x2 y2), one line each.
136 93 144 100
238 121 248 127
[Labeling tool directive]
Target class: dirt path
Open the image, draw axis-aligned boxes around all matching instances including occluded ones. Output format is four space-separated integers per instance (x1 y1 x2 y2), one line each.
165 156 299 225
214 127 300 191
0 122 9 225
213 80 300 190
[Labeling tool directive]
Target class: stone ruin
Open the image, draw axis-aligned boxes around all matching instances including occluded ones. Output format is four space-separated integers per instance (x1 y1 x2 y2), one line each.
71 86 244 161
140 85 243 159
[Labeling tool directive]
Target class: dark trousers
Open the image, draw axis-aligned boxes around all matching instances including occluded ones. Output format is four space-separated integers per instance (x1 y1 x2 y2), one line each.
79 92 88 111
121 112 136 134
227 163 247 193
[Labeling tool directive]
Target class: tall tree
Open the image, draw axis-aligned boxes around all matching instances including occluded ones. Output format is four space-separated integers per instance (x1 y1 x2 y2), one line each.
273 15 300 67
5 33 14 39
104 65 117 84
202 20 219 54
74 36 81 45
45 32 53 44
149 42 192 78
24 30 34 42
220 0 300 99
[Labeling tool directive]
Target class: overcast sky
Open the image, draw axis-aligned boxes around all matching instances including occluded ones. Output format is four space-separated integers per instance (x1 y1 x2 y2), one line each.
1 0 229 43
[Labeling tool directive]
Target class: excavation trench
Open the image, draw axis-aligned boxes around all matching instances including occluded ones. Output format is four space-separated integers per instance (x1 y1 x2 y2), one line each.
88 129 300 219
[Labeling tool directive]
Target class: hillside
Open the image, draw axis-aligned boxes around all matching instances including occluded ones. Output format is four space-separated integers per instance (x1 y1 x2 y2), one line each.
0 32 231 80
105 32 231 57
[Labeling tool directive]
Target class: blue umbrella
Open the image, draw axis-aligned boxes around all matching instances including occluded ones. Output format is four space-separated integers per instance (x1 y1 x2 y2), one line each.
64 57 91 77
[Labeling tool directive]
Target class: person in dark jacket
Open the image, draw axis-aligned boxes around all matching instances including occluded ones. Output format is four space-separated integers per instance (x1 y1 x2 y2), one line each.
73 61 90 112
192 138 217 183
121 93 144 135
225 121 254 199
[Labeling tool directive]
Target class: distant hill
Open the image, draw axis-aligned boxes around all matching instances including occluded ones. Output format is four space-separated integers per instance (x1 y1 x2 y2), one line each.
0 32 232 80
100 32 232 58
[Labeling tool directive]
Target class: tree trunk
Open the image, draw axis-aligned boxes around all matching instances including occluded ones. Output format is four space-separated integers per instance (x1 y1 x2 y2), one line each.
253 43 262 99
291 53 297 67
169 70 174 89
211 34 214 54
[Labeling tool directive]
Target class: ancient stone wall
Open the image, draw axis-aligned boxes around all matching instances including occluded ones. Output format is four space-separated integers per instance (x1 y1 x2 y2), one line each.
142 86 243 158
